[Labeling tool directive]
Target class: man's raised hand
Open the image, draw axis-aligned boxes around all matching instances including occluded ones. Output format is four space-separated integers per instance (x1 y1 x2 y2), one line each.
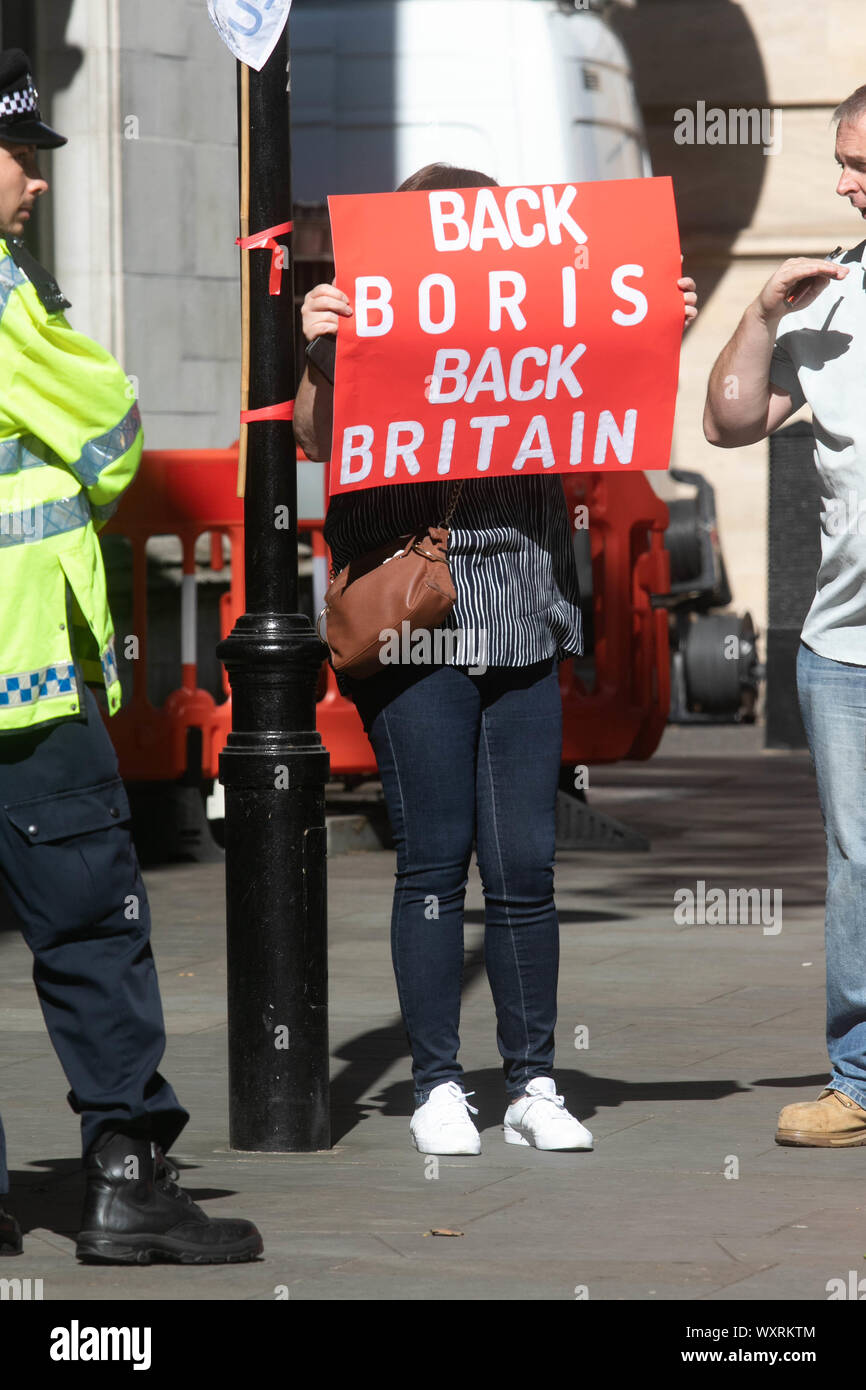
757 257 848 320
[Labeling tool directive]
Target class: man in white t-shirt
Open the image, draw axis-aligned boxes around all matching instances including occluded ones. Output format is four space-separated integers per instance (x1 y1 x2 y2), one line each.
704 85 866 1148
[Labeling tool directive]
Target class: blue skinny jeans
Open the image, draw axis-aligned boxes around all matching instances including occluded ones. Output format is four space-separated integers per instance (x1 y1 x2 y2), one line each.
345 657 562 1107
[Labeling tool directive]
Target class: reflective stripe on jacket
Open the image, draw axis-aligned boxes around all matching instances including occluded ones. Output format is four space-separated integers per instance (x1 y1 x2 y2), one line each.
0 240 143 733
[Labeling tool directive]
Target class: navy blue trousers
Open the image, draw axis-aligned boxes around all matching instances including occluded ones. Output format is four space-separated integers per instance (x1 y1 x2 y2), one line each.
0 688 188 1195
345 658 562 1107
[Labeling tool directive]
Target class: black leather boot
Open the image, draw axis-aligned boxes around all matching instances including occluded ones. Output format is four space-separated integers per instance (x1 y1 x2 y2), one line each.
0 1206 22 1256
76 1131 263 1265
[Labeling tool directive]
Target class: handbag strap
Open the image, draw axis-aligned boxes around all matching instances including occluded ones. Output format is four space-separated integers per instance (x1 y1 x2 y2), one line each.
439 478 465 529
328 478 466 583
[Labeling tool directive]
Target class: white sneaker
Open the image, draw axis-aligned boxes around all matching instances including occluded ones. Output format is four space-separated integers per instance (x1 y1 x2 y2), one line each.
503 1077 593 1151
410 1081 482 1155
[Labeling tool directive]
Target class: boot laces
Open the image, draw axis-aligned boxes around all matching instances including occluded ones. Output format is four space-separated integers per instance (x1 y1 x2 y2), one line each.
153 1145 195 1206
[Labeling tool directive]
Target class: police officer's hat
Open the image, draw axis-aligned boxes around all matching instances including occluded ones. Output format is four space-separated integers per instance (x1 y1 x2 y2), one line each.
0 49 66 149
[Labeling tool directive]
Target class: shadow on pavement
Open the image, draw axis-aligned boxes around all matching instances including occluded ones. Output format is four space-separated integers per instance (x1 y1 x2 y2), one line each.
328 946 827 1142
6 1155 239 1241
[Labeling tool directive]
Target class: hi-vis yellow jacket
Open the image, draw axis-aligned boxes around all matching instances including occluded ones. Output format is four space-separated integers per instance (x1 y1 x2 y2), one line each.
0 238 142 734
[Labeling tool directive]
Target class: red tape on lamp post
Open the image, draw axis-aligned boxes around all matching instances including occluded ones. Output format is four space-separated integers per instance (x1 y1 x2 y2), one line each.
240 401 295 424
236 220 293 295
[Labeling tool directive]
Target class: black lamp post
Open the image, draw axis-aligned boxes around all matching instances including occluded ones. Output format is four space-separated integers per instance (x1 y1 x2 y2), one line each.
217 26 330 1153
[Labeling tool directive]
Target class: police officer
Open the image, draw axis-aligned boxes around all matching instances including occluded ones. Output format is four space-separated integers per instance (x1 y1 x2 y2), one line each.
0 50 262 1265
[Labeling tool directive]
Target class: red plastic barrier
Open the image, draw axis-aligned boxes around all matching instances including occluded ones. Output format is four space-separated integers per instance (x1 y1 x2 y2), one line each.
102 448 244 781
103 450 669 783
558 472 670 764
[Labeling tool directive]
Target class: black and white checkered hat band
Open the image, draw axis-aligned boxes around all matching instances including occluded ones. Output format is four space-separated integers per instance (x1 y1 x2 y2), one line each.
0 77 38 120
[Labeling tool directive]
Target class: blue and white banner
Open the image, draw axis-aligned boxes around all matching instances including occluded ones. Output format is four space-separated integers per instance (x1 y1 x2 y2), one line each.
207 0 293 71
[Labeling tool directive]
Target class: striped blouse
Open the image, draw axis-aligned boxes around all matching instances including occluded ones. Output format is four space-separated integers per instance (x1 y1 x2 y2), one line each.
323 474 583 668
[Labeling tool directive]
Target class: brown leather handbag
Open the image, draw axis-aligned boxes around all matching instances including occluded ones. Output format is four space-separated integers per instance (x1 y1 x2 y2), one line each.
317 481 465 679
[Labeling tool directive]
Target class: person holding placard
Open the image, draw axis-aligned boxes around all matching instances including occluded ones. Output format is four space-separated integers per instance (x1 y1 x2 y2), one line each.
297 163 697 1156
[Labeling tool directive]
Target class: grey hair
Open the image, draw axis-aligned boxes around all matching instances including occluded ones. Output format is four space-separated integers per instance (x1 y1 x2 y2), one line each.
833 86 866 126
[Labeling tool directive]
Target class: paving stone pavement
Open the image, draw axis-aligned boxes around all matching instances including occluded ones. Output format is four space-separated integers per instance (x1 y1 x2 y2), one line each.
2 725 863 1302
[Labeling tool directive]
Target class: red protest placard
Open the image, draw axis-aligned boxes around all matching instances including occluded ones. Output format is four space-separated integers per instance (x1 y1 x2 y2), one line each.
327 177 682 494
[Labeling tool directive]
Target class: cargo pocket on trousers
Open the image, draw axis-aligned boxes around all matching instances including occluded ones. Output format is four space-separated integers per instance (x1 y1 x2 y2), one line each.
2 777 134 935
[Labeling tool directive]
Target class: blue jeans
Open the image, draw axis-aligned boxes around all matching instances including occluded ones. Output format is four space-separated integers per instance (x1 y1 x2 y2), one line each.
346 658 562 1107
797 640 866 1109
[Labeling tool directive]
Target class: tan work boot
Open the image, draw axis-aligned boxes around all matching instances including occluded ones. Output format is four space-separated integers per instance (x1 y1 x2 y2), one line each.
775 1088 866 1147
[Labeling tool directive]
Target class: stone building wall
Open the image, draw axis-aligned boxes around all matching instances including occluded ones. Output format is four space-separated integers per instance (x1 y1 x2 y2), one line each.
38 0 240 449
613 0 864 634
